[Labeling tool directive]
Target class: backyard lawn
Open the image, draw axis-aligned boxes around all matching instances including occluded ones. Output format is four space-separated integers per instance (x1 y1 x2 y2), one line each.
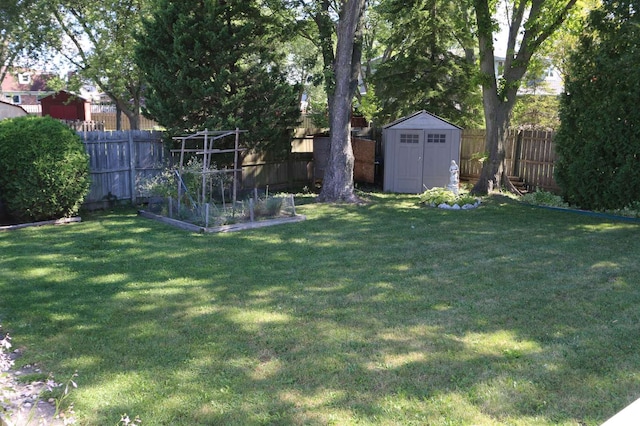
1 193 639 425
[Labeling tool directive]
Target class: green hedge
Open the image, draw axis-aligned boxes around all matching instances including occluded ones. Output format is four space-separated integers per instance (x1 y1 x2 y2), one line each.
0 116 90 222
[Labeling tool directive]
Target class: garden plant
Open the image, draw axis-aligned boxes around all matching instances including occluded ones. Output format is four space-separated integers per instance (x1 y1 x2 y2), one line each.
1 193 639 425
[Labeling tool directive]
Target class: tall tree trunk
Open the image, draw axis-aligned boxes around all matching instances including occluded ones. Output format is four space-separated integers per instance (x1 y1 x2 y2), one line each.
318 0 366 203
474 93 516 193
471 0 577 195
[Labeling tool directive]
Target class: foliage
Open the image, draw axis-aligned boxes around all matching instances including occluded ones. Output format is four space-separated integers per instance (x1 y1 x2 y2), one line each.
511 94 560 130
138 158 230 205
555 0 640 211
419 187 480 207
367 0 482 127
35 0 151 130
603 201 640 219
135 0 300 157
0 116 90 222
521 190 568 207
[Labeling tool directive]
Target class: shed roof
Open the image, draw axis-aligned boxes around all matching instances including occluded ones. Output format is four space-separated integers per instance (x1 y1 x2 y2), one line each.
0 100 28 119
383 110 462 130
40 90 89 103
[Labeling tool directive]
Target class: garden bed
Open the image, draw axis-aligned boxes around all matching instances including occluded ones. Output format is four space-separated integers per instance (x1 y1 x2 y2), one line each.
138 209 306 233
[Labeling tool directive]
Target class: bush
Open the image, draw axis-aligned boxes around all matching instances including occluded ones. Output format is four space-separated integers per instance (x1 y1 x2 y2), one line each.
419 187 481 208
554 0 640 210
521 190 568 208
0 116 90 222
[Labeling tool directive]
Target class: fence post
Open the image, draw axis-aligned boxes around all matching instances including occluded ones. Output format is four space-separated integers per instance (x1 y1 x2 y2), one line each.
128 131 137 204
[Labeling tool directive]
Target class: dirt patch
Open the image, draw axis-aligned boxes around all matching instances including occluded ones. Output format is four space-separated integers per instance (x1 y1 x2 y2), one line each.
1 347 69 426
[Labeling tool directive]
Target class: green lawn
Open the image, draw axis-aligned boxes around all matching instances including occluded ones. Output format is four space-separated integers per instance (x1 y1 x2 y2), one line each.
1 193 639 425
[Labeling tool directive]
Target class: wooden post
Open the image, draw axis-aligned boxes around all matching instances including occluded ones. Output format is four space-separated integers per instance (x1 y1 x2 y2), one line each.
178 136 186 212
249 198 255 222
290 194 296 216
202 129 210 205
233 128 239 207
128 131 137 204
205 202 210 228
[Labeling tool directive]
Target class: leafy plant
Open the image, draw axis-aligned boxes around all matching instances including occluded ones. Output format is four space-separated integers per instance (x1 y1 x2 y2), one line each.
521 190 568 208
0 116 90 222
419 187 481 207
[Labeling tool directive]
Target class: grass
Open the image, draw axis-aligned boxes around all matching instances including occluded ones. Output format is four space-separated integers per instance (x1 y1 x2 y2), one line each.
1 193 639 425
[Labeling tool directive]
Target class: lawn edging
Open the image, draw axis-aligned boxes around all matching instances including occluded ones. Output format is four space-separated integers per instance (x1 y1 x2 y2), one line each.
138 209 306 233
526 204 640 222
0 217 81 232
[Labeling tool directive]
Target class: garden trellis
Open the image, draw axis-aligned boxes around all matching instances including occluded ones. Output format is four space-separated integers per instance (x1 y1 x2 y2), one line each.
172 128 247 209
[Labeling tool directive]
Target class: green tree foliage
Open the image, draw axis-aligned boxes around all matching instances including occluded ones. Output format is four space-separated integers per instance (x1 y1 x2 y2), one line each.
0 116 90 222
135 0 300 157
38 0 150 130
554 0 640 210
511 94 560 130
367 0 482 127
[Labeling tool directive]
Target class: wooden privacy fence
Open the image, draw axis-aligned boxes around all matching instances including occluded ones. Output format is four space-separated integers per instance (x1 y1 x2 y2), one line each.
460 129 559 193
80 130 165 209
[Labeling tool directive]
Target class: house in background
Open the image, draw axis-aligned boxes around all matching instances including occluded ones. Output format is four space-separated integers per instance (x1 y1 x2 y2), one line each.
0 68 57 113
494 56 563 95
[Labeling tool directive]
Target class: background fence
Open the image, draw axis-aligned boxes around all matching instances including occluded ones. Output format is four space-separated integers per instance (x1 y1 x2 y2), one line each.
80 127 560 209
460 129 559 192
80 130 165 209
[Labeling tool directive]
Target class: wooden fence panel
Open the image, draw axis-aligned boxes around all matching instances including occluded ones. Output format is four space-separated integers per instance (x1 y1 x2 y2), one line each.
517 130 559 192
459 129 485 178
242 153 313 189
460 129 559 193
80 130 165 208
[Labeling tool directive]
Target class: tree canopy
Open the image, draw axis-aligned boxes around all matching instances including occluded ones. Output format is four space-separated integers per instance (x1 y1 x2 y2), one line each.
135 0 300 156
34 0 151 130
365 0 482 128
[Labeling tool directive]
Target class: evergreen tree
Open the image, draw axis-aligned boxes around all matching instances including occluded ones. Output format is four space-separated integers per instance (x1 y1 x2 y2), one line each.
555 0 640 210
135 0 300 156
368 0 482 128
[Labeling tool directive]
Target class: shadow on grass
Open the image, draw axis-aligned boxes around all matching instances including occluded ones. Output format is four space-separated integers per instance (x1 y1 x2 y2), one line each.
1 195 639 424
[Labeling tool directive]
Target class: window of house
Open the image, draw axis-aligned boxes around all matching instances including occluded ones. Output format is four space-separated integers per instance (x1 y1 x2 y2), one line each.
18 73 31 85
426 133 446 143
4 94 21 104
400 134 419 144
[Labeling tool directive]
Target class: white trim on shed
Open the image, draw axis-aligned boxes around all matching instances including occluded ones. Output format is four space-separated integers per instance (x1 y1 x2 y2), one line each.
383 110 462 193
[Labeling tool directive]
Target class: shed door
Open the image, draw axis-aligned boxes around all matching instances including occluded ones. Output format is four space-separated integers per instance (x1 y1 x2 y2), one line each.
394 131 424 193
423 131 455 188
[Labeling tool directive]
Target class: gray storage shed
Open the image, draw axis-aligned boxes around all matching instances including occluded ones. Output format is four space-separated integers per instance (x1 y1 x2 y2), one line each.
383 110 462 193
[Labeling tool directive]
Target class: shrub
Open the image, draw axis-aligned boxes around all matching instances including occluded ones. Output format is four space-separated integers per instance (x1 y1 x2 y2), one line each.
554 0 640 210
0 116 90 222
521 190 568 208
419 187 481 208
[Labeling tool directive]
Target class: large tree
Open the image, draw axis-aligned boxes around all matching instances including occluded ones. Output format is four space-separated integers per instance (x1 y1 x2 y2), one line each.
135 0 300 156
317 0 366 202
40 0 150 130
554 0 640 210
472 0 577 194
0 0 46 84
367 0 482 127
